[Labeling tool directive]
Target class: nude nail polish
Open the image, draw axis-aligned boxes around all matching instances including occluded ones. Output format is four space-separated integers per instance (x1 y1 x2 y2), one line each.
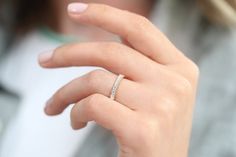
38 50 53 64
68 3 88 14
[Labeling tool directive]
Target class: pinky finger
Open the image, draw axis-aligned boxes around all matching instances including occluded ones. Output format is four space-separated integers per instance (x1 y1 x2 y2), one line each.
70 94 135 136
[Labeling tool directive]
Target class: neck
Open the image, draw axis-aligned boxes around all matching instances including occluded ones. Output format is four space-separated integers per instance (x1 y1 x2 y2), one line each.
53 1 114 41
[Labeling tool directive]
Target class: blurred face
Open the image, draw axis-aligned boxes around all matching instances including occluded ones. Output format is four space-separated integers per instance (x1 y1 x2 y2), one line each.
69 0 155 16
55 0 155 39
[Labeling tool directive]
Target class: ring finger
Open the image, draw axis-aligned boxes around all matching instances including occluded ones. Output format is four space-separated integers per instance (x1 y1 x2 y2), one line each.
45 69 145 115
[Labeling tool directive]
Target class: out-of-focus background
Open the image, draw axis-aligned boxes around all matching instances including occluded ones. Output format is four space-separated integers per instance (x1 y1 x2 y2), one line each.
0 0 236 157
0 0 19 141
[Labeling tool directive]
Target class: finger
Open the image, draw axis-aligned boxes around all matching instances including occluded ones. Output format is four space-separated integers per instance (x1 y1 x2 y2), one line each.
67 3 185 64
45 69 141 116
70 93 135 137
39 42 156 81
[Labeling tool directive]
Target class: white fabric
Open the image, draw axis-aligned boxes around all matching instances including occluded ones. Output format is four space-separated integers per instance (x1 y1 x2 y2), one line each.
0 31 96 157
1 1 236 156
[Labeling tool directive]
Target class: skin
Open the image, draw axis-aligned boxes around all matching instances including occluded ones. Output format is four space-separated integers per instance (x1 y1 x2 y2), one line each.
52 0 153 39
38 3 199 157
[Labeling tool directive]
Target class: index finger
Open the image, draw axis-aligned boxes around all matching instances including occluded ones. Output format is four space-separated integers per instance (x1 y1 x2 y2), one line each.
67 3 185 64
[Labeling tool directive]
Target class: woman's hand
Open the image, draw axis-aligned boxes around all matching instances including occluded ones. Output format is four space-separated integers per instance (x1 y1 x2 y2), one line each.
38 3 199 157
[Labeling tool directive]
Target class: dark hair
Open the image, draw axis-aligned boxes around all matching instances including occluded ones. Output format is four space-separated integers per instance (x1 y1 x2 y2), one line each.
4 0 158 34
0 0 59 53
5 0 59 34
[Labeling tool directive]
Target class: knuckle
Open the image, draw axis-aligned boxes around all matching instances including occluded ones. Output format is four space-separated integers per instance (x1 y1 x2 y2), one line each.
89 4 111 27
132 117 158 146
172 76 193 96
184 59 200 82
99 42 125 61
152 98 178 129
130 14 150 31
190 61 200 79
160 98 178 119
96 4 110 14
102 42 123 54
86 70 106 89
86 94 102 113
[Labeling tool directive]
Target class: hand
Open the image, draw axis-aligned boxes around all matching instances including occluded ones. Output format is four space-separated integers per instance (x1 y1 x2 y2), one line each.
38 3 199 157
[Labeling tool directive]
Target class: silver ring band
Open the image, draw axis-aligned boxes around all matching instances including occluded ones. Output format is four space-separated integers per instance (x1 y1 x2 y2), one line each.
110 74 125 100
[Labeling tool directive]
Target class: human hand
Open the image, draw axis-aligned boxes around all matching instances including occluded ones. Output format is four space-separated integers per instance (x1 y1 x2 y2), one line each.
38 3 199 157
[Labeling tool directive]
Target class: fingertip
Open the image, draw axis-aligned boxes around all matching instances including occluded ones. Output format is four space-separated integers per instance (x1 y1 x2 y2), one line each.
44 98 61 116
44 105 56 116
44 106 53 116
71 122 87 130
71 122 79 130
67 3 88 14
44 106 64 116
38 50 54 66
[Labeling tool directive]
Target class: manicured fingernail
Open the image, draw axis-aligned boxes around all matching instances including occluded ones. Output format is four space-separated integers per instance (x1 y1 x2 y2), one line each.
38 50 53 64
44 98 53 113
68 3 88 14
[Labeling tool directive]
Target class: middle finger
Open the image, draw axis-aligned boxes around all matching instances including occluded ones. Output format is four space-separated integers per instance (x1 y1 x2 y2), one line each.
39 42 157 81
45 69 145 115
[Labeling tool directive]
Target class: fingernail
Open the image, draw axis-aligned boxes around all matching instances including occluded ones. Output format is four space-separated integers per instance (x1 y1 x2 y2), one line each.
44 98 53 113
38 50 53 64
68 3 88 14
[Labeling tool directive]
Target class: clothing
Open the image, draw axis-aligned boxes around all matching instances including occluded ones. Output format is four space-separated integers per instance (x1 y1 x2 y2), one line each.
0 29 98 157
190 31 236 157
153 1 236 157
0 0 236 156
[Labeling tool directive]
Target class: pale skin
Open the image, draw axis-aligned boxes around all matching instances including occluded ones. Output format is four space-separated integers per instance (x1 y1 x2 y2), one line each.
38 3 199 157
53 0 152 38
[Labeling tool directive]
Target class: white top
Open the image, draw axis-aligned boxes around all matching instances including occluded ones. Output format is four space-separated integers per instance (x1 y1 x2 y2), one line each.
0 29 97 157
1 1 236 156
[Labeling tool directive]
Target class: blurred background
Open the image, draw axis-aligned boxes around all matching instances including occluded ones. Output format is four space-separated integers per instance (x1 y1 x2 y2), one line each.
0 0 236 157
